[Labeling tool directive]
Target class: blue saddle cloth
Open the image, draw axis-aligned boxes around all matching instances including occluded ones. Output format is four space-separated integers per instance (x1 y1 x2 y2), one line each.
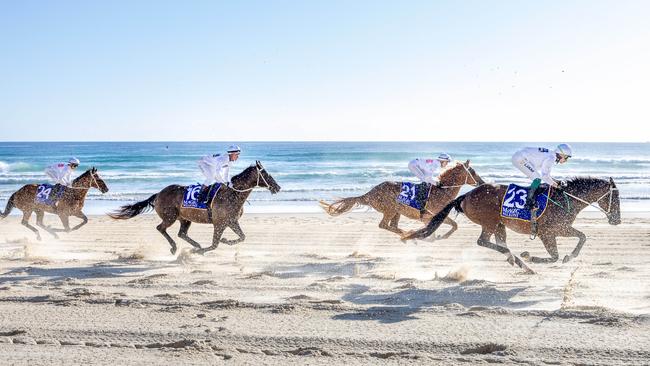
500 183 550 221
182 183 221 209
396 182 431 211
34 184 63 206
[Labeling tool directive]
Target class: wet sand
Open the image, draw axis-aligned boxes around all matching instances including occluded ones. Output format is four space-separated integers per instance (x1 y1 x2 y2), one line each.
0 212 649 364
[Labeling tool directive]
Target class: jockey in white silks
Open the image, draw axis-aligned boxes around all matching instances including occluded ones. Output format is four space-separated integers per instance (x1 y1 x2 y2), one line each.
197 145 241 203
45 157 80 187
512 143 572 195
408 153 452 186
511 143 572 237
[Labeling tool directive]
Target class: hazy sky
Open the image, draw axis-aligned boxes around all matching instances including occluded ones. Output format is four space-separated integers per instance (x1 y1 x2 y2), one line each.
1 1 648 142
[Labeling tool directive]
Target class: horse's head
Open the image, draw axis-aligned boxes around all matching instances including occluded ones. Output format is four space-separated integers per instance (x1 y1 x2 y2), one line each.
439 160 484 187
565 177 620 225
73 167 109 193
255 161 281 194
601 177 621 225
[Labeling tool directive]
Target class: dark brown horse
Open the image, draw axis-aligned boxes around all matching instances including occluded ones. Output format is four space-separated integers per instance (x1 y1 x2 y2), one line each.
319 160 485 238
109 161 281 255
0 168 110 240
402 177 621 273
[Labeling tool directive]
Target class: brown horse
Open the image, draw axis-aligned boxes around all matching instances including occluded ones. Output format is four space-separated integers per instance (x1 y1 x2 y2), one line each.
319 160 485 238
108 161 281 255
0 168 110 240
402 177 621 273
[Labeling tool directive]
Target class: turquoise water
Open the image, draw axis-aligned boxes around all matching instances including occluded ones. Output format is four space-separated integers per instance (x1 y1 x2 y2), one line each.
1 142 648 213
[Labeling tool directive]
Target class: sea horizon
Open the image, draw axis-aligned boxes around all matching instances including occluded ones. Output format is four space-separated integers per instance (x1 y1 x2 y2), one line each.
1 141 648 214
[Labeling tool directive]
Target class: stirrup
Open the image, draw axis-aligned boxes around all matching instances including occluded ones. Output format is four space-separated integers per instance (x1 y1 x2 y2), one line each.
529 222 538 240
529 207 538 240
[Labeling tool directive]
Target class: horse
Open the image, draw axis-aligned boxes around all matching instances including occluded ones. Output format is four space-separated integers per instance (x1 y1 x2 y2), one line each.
108 161 281 255
319 160 485 238
0 167 110 240
402 177 621 273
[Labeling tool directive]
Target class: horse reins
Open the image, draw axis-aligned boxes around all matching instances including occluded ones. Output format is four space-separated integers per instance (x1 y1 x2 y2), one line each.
562 184 618 218
229 166 269 193
439 164 479 189
68 171 101 191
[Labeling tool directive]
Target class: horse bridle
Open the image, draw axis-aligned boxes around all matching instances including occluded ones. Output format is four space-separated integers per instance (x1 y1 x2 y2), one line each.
440 164 479 189
69 170 101 191
563 182 619 218
229 165 270 193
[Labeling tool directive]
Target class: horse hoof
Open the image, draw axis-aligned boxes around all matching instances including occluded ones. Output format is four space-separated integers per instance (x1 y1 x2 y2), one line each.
520 251 530 260
170 247 177 255
506 254 515 266
523 267 536 275
562 255 572 264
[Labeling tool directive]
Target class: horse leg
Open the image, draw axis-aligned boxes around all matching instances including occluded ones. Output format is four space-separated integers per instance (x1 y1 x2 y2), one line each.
388 212 400 228
221 220 246 245
521 235 559 264
21 210 41 241
435 217 458 240
495 223 507 245
476 228 535 274
194 224 226 255
157 218 179 255
57 214 71 232
70 212 88 231
177 219 201 249
561 227 587 263
35 210 59 239
378 212 403 235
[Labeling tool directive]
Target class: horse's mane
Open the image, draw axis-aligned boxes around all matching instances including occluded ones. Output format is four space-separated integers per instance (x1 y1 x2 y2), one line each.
439 162 462 180
72 169 93 184
231 165 257 181
565 176 609 192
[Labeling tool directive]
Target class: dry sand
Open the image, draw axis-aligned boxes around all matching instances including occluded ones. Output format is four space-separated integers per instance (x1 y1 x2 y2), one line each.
0 212 649 365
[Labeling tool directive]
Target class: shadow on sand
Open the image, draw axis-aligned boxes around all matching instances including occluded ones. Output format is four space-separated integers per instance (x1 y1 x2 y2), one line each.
334 283 554 324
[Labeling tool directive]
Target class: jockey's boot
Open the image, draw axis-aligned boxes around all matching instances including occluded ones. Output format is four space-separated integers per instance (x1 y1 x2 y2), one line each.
197 185 210 204
51 184 64 208
525 178 542 239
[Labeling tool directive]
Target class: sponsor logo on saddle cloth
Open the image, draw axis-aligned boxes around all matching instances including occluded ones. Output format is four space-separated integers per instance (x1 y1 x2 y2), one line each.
34 184 63 206
500 183 550 221
182 183 221 209
396 182 431 211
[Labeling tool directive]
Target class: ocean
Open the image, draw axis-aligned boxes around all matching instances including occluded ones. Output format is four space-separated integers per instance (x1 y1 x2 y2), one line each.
1 142 648 214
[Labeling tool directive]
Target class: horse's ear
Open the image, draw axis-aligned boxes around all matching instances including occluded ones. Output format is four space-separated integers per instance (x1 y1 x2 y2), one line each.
92 166 96 172
610 177 616 187
465 159 470 167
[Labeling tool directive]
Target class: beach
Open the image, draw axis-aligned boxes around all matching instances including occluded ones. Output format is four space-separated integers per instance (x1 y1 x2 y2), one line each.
1 211 648 364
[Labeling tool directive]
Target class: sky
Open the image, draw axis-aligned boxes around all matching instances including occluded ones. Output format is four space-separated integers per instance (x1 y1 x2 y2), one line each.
1 0 649 142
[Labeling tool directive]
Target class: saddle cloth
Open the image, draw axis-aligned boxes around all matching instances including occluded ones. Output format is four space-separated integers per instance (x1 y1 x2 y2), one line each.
500 183 550 221
182 183 221 209
396 182 431 211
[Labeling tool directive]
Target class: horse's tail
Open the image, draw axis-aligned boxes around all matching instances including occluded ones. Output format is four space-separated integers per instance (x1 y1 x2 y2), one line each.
108 194 157 220
0 193 16 219
319 195 368 216
401 194 467 241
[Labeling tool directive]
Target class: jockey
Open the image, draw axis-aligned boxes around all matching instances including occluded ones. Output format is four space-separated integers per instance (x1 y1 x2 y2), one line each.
197 145 241 203
45 157 80 187
512 144 572 237
408 153 452 187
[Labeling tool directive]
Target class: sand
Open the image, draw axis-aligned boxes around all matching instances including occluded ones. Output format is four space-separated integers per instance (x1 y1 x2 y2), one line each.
0 212 649 365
